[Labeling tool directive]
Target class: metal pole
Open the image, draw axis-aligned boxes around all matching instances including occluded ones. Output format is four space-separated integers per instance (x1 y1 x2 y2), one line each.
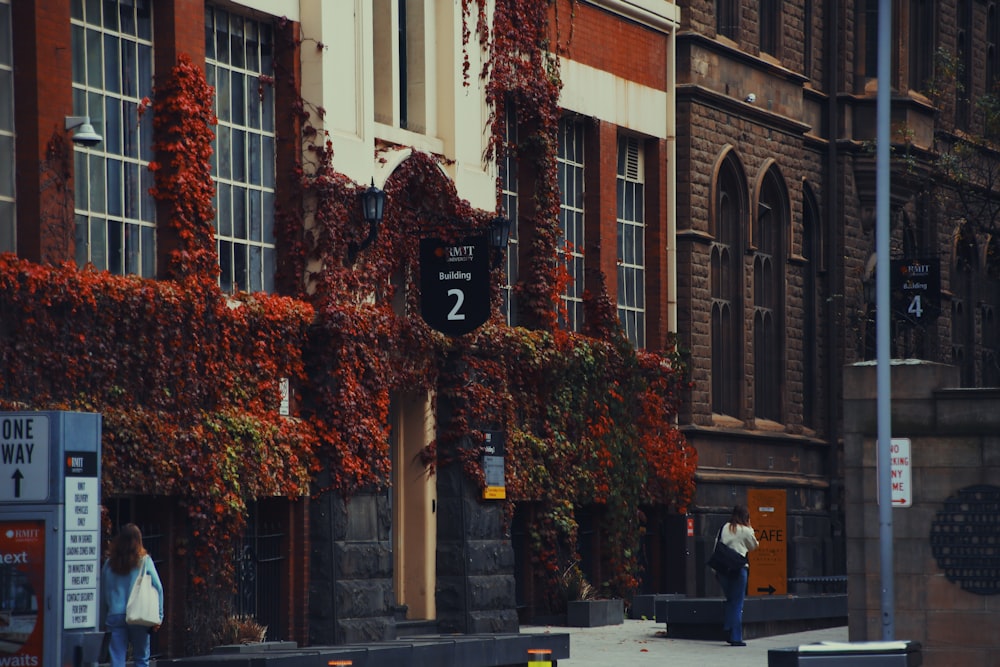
876 0 896 641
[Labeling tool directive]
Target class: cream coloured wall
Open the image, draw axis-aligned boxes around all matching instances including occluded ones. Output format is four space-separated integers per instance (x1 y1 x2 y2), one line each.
298 0 496 211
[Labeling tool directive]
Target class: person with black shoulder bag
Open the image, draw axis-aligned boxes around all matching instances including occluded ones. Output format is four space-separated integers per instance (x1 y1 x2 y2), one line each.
708 504 758 646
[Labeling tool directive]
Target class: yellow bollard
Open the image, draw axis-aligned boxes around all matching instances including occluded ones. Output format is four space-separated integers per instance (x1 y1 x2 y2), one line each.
527 647 552 667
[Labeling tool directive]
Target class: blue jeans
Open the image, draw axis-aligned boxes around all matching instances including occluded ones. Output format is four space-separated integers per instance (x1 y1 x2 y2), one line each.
106 613 152 667
719 566 748 642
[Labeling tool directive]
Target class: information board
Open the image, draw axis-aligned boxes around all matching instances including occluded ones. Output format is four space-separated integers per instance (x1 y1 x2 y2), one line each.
63 452 100 629
747 488 787 596
482 430 506 500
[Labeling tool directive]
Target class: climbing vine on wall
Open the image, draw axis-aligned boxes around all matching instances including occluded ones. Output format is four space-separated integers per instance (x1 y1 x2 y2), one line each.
0 4 696 655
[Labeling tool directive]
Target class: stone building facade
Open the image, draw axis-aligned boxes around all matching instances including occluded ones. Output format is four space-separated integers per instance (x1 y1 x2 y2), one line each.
844 360 1000 665
671 0 1000 599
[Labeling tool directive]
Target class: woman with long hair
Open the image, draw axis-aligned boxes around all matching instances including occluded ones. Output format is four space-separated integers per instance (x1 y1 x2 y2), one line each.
714 504 758 646
101 523 164 667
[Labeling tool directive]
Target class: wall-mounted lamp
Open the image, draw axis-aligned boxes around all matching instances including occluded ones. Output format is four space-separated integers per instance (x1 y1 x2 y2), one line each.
489 215 511 250
489 215 512 268
65 116 103 147
348 180 386 262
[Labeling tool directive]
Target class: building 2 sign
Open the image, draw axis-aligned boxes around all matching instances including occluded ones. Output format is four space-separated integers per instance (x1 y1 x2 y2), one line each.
420 235 491 336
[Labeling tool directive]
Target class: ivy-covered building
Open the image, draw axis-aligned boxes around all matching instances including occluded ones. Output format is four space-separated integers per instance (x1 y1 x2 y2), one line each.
1 0 694 657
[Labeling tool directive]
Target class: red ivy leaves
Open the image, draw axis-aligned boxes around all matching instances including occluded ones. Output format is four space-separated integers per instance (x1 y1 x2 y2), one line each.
150 54 219 282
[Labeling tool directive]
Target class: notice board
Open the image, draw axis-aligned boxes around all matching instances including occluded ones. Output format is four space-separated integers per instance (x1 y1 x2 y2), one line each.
747 488 787 596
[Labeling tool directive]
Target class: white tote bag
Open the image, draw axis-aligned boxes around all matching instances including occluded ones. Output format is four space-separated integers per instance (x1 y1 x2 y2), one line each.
125 556 161 626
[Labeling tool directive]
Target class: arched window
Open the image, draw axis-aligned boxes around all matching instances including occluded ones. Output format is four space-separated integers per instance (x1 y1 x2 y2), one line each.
754 167 787 422
711 153 745 417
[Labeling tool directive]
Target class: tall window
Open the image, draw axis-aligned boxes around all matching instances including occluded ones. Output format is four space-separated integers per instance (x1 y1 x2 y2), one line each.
754 168 786 422
862 0 879 78
558 117 585 332
206 7 276 293
803 0 813 80
617 136 645 348
802 184 820 429
0 0 13 253
71 0 156 276
984 237 1000 387
500 104 519 325
373 0 427 133
989 3 1000 91
909 0 935 91
956 0 972 129
717 0 739 40
952 226 977 386
760 0 780 56
711 154 745 417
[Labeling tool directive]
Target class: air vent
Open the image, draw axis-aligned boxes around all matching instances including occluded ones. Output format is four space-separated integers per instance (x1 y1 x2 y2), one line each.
623 137 642 182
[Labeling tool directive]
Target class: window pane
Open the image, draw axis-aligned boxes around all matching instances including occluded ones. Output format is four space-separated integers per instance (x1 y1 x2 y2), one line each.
0 135 12 198
0 202 14 253
89 154 106 214
106 159 122 217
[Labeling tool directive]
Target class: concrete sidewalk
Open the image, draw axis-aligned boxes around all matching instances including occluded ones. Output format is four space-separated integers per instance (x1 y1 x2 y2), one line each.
521 619 848 666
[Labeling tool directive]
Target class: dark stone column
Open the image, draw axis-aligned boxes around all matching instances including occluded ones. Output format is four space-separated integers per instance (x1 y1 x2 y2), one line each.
435 443 518 634
310 469 395 644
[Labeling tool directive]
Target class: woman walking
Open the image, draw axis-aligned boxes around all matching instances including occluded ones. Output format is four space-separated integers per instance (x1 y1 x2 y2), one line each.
715 505 758 646
101 523 164 667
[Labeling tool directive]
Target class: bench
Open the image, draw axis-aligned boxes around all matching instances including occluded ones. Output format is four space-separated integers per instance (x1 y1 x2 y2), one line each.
788 575 847 594
655 594 847 640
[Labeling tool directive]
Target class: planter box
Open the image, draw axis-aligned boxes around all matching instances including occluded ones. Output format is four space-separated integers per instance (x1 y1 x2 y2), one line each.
211 641 298 654
567 599 624 627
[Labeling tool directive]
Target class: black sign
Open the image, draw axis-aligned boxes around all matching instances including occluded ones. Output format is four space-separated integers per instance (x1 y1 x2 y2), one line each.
419 235 491 336
65 451 98 477
890 257 940 323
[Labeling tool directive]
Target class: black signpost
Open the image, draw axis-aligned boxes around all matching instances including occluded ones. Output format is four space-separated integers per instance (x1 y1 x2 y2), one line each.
890 257 940 324
419 234 491 336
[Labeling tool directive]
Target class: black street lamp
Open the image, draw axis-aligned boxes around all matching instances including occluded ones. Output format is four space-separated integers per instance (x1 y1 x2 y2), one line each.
349 179 386 262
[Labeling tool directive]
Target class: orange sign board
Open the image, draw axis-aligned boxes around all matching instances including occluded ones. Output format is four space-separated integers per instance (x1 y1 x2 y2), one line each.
747 488 787 596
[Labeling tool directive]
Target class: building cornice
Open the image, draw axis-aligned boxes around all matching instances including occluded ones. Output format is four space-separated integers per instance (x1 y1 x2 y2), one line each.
586 0 681 33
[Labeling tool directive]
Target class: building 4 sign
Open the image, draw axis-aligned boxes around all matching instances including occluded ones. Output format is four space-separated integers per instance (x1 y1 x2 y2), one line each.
420 235 491 336
890 257 940 323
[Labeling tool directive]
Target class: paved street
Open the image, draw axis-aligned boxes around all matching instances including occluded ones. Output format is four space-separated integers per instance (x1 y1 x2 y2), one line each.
521 620 848 667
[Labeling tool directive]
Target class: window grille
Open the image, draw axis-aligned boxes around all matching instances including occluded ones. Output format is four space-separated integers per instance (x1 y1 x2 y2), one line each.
206 6 276 293
616 136 645 348
71 0 156 276
0 0 13 252
557 117 585 332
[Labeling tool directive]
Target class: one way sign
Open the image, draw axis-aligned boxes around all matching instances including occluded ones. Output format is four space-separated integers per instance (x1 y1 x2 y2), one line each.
0 414 50 502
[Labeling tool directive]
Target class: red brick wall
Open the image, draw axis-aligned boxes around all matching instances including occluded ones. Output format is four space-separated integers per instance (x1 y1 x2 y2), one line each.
11 0 73 264
551 0 669 91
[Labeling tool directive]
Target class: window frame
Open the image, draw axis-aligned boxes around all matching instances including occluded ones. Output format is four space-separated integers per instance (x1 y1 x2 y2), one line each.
557 116 586 333
71 0 156 276
205 5 277 294
616 134 646 349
